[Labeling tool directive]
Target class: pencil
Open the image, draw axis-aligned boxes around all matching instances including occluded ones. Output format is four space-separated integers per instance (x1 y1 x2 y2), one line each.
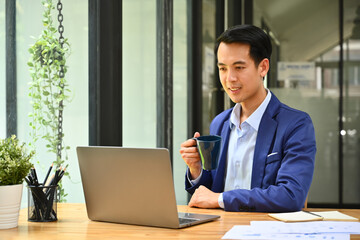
43 163 54 185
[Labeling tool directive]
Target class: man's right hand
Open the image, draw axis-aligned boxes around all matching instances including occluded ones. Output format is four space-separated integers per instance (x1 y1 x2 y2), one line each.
179 132 202 180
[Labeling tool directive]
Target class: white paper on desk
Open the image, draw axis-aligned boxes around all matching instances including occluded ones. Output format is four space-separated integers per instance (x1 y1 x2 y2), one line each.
250 221 360 234
221 225 350 240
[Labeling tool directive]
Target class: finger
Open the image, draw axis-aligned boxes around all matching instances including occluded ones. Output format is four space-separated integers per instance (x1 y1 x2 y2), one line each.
179 146 199 154
180 149 200 162
180 138 197 148
193 132 200 138
181 154 200 162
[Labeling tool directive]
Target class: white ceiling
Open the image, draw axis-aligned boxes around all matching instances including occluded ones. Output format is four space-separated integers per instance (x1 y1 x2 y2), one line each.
254 0 359 61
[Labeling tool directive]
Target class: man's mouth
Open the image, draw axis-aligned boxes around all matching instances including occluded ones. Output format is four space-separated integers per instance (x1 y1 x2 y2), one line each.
229 87 241 92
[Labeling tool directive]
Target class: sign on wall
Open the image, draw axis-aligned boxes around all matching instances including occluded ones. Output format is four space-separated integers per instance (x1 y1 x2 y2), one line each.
277 62 315 81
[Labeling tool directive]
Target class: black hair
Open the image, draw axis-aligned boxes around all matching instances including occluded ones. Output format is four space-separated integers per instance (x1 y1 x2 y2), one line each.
215 25 272 66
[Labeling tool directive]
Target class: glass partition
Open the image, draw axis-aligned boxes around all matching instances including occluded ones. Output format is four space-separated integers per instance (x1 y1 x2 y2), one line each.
254 0 340 204
123 0 188 205
0 3 5 139
343 0 360 204
122 0 157 148
202 0 217 135
253 0 360 206
173 0 188 205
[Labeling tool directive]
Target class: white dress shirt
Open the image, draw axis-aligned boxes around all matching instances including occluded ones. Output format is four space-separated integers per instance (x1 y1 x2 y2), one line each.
218 90 271 208
224 90 271 191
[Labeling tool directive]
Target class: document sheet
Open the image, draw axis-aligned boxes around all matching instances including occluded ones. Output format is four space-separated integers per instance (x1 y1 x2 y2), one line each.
222 221 360 240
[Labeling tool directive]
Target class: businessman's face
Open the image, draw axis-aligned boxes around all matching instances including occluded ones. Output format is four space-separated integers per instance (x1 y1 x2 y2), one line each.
217 42 268 105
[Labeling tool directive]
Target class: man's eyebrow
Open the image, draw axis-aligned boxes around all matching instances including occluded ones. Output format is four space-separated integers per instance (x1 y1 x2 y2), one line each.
233 60 246 65
217 61 246 66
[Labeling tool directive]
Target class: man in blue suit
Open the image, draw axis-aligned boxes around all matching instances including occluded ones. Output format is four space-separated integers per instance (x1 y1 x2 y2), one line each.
180 25 316 212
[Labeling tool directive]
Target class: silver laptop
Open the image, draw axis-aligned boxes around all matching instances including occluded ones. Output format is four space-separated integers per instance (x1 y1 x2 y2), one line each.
76 146 220 228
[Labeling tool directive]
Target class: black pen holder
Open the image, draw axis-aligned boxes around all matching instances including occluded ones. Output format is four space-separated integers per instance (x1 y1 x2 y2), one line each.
27 185 58 222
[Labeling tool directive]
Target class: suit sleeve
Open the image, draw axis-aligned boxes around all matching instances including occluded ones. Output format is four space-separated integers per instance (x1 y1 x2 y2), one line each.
185 109 231 195
222 114 316 212
185 169 212 194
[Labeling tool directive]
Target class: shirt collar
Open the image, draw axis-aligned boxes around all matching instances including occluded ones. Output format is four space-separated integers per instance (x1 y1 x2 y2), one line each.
229 89 272 131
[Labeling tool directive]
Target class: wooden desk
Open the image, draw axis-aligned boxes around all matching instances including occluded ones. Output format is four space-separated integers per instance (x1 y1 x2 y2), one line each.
1 204 360 239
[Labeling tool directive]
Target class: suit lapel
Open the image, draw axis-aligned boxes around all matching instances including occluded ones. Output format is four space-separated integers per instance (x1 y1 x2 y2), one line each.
211 118 231 192
251 94 280 188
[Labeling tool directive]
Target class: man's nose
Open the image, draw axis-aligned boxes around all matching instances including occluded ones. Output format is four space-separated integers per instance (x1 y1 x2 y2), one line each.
227 69 237 81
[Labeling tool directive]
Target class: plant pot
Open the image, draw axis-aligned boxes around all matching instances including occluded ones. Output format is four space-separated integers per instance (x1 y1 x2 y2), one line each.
0 184 23 229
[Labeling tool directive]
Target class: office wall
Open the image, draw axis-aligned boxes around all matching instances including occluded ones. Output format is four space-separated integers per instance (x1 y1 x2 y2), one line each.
0 2 5 139
15 0 88 207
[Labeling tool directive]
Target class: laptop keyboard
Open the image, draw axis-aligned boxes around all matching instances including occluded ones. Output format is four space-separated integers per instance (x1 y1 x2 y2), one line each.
179 217 199 225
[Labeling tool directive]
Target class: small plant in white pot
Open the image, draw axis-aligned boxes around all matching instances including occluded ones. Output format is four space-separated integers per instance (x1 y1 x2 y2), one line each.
0 135 34 229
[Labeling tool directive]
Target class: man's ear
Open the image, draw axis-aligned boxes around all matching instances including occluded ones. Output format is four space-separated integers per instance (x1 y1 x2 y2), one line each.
259 58 270 78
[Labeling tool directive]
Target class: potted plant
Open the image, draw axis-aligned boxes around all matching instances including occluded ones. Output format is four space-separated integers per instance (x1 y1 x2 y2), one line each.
0 135 34 229
27 0 70 201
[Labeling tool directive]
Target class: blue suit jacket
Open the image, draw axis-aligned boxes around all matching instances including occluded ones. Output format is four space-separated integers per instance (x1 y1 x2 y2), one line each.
185 93 316 212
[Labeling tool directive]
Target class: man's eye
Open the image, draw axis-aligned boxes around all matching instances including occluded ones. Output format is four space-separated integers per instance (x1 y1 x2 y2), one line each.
218 67 226 71
236 66 244 70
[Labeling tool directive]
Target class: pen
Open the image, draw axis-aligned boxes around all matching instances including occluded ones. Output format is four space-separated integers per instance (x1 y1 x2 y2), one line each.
27 175 34 185
302 210 323 218
24 176 31 186
31 168 39 186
